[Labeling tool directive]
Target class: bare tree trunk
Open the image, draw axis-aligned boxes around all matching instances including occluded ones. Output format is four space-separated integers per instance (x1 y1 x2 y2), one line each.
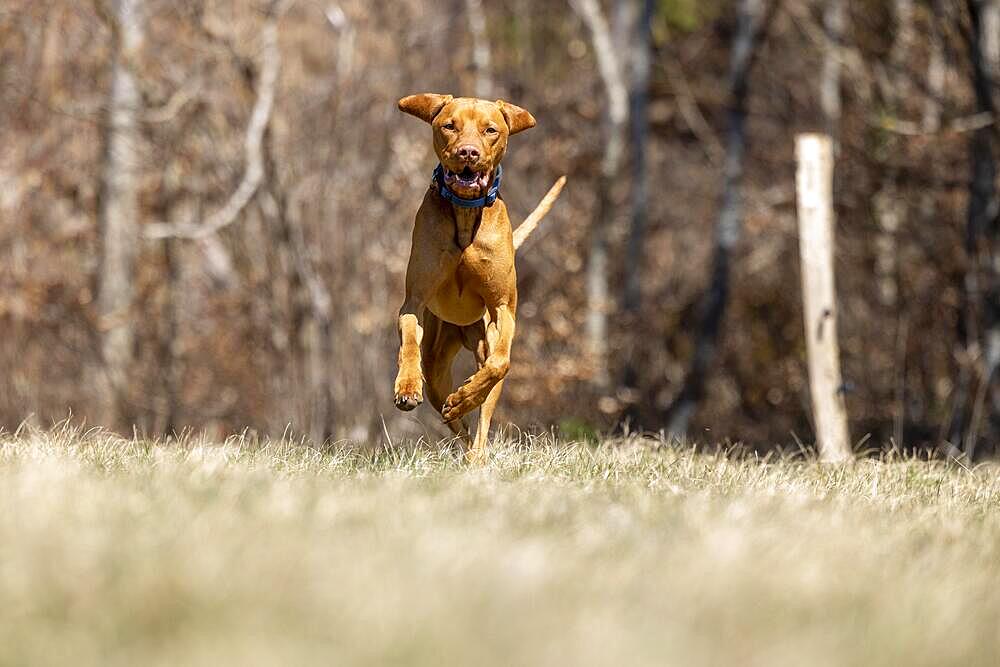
249 4 335 442
796 134 852 462
873 0 913 311
95 0 145 430
916 1 949 447
821 0 844 142
159 236 181 434
621 0 654 415
465 0 492 98
871 0 916 445
572 0 629 392
665 0 775 435
923 2 946 134
960 0 1000 457
919 2 946 233
261 133 335 443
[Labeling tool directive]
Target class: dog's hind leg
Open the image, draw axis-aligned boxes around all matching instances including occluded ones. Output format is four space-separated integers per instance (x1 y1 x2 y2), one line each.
454 311 513 463
470 378 505 463
422 312 471 446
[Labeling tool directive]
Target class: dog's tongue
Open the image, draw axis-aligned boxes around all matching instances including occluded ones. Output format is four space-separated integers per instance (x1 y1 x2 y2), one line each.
445 167 490 192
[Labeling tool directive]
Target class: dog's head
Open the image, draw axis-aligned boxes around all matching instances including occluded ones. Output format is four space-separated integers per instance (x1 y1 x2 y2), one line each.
398 94 535 199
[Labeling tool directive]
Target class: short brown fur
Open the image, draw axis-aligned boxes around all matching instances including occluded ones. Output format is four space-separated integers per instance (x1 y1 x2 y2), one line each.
394 94 565 462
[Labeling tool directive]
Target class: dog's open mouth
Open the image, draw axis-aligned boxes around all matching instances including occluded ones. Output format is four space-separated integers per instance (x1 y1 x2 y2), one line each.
443 166 490 191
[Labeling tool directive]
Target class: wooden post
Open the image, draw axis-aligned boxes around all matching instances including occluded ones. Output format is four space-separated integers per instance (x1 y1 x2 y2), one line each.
795 134 853 462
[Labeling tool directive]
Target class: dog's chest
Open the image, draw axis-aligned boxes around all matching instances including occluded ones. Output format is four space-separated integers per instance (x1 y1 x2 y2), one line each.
450 211 499 289
451 204 488 251
454 214 478 250
427 246 500 326
430 265 487 327
454 245 493 291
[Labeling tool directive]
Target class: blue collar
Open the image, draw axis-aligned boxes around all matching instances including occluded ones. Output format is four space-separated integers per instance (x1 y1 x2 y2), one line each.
432 164 503 208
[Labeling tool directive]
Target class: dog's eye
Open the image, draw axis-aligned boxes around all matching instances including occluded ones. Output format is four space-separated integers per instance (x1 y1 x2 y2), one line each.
442 121 456 131
484 126 498 135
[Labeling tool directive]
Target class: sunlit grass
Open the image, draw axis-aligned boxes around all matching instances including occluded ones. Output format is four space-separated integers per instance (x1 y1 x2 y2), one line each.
1 425 998 666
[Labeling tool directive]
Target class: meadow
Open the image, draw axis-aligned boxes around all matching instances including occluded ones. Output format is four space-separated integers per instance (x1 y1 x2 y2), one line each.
1 426 998 666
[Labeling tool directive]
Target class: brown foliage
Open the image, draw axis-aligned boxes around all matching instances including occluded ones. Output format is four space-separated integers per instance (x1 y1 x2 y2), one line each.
0 0 995 452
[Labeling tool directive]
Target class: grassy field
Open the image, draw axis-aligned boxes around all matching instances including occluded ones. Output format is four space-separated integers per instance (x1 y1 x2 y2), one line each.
1 427 999 666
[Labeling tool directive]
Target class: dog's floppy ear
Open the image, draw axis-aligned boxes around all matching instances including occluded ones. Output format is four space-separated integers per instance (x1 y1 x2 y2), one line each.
398 93 453 124
496 100 536 135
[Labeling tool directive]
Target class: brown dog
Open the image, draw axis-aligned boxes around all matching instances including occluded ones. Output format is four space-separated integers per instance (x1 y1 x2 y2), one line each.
393 93 565 462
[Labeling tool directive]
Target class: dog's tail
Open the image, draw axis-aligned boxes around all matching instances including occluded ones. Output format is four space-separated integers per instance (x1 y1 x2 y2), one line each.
512 176 567 251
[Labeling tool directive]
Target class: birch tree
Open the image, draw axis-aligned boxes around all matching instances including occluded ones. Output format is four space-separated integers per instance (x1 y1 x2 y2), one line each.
95 0 145 429
465 0 492 98
572 0 629 391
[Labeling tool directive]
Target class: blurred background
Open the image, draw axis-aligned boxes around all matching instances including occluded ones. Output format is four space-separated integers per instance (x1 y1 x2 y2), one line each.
1 0 998 456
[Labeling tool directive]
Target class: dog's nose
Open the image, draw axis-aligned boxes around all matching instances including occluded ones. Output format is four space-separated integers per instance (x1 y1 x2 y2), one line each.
457 145 481 162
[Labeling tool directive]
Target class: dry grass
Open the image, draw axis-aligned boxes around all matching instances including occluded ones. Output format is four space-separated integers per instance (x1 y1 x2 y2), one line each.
1 426 999 666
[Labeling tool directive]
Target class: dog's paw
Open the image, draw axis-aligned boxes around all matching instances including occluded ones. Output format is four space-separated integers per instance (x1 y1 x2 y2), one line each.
465 446 489 465
394 392 422 411
442 385 484 423
394 376 423 411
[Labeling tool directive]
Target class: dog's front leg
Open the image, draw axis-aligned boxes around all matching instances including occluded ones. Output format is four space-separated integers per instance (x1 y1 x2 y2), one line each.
394 296 426 411
394 243 459 411
442 304 514 426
